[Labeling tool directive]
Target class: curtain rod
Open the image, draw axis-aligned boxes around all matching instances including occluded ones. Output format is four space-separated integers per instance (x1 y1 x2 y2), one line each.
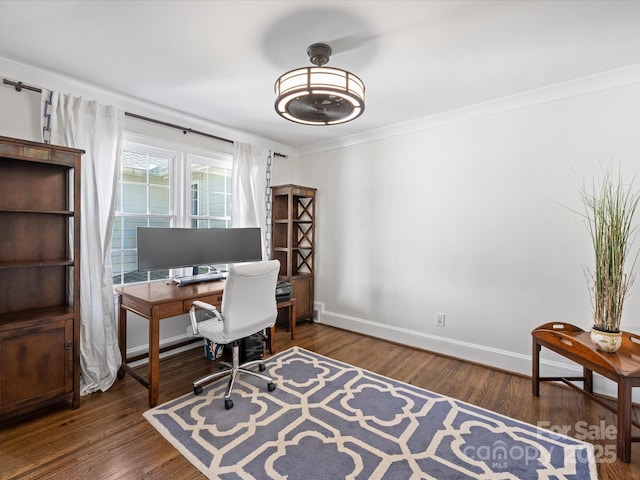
2 78 286 158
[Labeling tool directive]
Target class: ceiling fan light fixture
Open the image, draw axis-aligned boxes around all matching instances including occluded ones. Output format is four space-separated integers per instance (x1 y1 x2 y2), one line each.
274 43 365 126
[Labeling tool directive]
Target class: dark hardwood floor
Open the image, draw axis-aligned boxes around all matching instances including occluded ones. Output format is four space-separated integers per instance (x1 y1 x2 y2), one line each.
1 322 640 479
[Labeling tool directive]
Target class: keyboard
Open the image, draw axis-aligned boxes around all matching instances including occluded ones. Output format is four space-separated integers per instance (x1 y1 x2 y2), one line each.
173 272 226 286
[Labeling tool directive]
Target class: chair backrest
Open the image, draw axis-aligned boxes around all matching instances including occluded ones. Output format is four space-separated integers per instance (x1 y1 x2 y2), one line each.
218 259 280 343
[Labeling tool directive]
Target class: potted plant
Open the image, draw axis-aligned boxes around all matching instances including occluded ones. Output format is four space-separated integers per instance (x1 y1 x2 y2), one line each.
579 168 640 352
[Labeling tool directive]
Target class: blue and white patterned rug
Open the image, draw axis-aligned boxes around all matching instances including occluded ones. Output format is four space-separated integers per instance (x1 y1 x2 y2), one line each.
144 347 597 479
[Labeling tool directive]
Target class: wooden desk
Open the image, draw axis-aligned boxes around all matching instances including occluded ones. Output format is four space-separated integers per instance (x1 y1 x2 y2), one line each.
115 280 295 407
532 322 640 463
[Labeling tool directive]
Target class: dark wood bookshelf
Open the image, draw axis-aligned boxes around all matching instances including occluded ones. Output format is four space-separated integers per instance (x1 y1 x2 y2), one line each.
0 135 83 422
271 184 316 322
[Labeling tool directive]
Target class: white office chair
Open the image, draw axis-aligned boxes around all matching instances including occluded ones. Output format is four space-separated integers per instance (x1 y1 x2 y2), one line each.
187 259 279 409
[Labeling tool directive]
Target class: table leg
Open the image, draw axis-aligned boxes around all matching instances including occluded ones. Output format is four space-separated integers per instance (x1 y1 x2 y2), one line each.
117 296 127 380
148 308 160 407
617 378 632 463
532 339 541 397
583 367 593 395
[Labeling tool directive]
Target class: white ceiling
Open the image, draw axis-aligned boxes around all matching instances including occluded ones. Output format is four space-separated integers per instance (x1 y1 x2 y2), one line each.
1 0 640 151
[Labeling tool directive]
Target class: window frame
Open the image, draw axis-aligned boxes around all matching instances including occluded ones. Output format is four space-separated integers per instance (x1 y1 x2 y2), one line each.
111 133 232 286
187 152 232 229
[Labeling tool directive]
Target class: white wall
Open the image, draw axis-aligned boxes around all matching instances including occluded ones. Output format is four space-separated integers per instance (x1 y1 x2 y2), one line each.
0 81 41 141
294 80 640 399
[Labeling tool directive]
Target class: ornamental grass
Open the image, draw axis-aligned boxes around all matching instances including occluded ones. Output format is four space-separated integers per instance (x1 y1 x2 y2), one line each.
580 168 640 333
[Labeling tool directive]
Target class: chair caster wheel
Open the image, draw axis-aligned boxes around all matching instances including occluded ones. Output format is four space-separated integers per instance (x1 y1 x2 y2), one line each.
259 363 266 372
225 399 234 410
268 382 276 392
194 385 203 395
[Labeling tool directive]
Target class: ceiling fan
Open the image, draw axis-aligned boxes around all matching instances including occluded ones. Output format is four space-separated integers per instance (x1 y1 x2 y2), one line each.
273 42 366 126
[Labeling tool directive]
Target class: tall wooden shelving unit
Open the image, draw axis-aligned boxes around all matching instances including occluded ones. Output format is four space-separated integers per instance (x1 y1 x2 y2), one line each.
0 135 82 422
271 185 316 322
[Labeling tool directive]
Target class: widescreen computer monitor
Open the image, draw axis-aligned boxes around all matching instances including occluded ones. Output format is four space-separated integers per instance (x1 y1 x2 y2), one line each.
136 227 262 272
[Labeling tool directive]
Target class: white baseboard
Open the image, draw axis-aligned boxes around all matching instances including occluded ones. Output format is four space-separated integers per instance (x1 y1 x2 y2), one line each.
124 302 630 401
314 302 628 401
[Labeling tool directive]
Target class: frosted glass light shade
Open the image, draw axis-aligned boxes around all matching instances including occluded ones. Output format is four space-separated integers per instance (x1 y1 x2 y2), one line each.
274 66 365 125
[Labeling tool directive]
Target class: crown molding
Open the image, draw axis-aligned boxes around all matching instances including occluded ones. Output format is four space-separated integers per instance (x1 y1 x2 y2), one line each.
296 64 640 157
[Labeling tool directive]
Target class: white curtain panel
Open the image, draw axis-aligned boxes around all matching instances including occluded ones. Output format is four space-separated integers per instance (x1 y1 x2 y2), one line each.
41 90 124 395
231 142 269 259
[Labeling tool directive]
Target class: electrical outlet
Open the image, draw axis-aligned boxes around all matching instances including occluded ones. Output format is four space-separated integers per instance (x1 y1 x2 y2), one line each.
435 312 446 327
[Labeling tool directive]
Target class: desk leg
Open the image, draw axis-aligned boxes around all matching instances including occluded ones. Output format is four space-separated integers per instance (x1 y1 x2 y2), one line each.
532 339 541 397
148 307 160 408
618 378 632 463
267 326 275 354
117 296 127 380
290 300 296 340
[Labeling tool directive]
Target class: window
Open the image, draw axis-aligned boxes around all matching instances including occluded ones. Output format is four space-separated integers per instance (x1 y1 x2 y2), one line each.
190 155 231 228
111 138 232 285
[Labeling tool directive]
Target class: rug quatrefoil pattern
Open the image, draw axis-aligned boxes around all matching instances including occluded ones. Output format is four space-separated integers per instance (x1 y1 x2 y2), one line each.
144 347 596 479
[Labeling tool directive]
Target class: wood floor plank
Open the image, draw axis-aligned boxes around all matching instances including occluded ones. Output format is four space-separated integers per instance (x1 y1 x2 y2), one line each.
1 322 639 479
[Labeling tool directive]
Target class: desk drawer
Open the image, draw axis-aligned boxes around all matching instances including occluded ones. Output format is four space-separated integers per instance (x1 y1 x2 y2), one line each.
184 294 223 312
156 302 185 318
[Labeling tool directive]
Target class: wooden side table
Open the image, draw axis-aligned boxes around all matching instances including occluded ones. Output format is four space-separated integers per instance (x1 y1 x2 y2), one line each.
532 322 640 463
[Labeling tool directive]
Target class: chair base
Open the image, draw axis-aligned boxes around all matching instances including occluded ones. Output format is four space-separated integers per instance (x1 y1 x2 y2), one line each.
192 341 275 409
